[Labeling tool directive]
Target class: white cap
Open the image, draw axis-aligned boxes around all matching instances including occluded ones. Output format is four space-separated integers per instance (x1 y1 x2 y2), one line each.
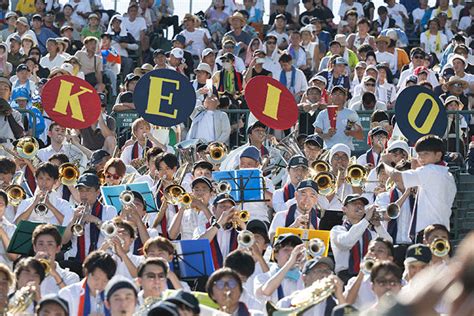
386 29 398 41
329 144 351 162
194 62 212 75
448 54 467 68
310 75 327 86
387 140 409 155
60 63 73 75
170 47 184 59
201 48 214 58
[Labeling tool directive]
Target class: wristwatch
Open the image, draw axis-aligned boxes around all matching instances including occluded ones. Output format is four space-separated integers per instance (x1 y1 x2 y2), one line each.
210 216 221 230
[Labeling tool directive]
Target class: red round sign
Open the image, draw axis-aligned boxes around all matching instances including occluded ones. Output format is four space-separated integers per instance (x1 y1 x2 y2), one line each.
42 75 101 129
244 76 298 130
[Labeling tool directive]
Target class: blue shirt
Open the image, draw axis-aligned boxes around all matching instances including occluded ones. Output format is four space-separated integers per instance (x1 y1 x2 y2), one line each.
313 107 361 150
35 27 58 54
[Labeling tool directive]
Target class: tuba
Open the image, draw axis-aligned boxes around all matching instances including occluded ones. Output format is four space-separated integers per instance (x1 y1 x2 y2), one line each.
307 238 325 258
275 130 304 161
313 172 336 196
207 142 227 164
430 238 450 257
59 163 80 186
16 137 39 159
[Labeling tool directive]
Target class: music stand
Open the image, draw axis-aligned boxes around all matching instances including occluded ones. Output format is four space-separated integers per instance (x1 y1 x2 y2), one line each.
101 182 158 213
170 240 215 281
213 168 268 203
7 221 66 256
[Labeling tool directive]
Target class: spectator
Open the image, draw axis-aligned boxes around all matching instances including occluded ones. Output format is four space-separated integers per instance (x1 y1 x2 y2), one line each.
179 14 211 59
275 53 308 101
74 36 104 92
39 38 66 71
80 13 103 41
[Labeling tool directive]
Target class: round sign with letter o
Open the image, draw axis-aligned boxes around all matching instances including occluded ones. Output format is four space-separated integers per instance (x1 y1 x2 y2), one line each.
244 76 298 130
395 86 447 144
133 69 196 127
42 75 101 129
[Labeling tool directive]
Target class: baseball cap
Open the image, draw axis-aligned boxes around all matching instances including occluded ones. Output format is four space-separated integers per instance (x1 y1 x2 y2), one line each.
220 52 235 62
105 276 138 301
343 194 369 206
90 149 110 165
448 54 467 68
153 48 166 57
60 63 73 75
387 140 409 155
246 219 270 243
213 193 236 206
194 63 212 75
201 48 215 58
148 301 180 316
0 77 12 89
369 126 388 137
240 146 261 163
405 244 432 264
288 155 308 168
5 11 17 20
75 173 100 188
333 57 348 66
16 63 28 72
9 34 21 43
330 85 347 95
193 160 213 172
32 14 43 21
166 290 200 314
355 61 367 69
124 73 140 83
191 176 213 190
275 13 287 20
170 47 184 59
305 134 323 148
37 294 69 314
406 75 418 84
60 25 74 33
172 34 186 45
329 143 351 162
273 233 303 247
310 75 327 86
442 67 455 79
83 36 98 44
88 13 99 20
302 257 335 274
296 179 318 193
247 120 267 134
16 16 28 26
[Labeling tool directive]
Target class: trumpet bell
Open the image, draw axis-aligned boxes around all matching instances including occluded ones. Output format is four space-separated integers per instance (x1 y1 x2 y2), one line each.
101 220 117 238
59 163 80 186
430 238 450 257
16 137 39 159
164 184 186 205
215 181 231 194
238 230 254 248
180 193 192 205
239 210 250 223
119 190 135 206
72 223 84 237
38 258 51 276
346 164 367 187
207 142 227 164
6 184 26 206
311 160 330 173
313 172 336 196
308 238 325 258
386 203 400 219
362 258 375 274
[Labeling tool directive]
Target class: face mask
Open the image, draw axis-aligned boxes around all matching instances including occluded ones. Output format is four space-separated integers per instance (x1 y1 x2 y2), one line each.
285 267 301 281
222 62 232 70
256 58 266 64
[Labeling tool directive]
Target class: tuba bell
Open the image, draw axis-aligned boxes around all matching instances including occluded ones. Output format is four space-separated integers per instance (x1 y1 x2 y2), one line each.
238 230 254 248
308 238 326 258
207 142 227 164
313 172 336 196
59 163 80 186
16 137 39 159
6 184 26 207
275 130 304 161
430 238 450 257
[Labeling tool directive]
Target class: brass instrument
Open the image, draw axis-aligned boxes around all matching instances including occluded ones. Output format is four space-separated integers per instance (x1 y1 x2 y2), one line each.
275 130 304 161
133 296 161 316
311 160 331 173
180 193 192 206
7 284 36 314
214 180 231 194
346 161 367 187
97 170 106 185
267 277 336 316
34 193 49 216
119 190 135 206
313 172 336 196
430 238 450 257
101 220 125 249
38 258 51 276
207 142 227 164
59 163 80 186
16 137 39 159
228 210 250 230
377 203 400 220
72 203 90 237
362 258 375 274
5 184 26 207
238 230 254 248
176 138 200 172
307 238 325 258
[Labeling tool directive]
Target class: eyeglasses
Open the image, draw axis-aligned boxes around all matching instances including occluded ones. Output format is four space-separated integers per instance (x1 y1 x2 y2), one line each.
413 55 424 59
105 172 121 180
213 279 238 290
374 278 401 287
266 41 276 45
144 272 166 280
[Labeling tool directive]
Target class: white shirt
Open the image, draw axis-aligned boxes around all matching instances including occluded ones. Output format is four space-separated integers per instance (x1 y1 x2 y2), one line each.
398 65 439 90
193 110 215 142
215 55 246 73
174 207 209 240
412 8 426 23
318 184 354 212
41 262 80 296
40 54 66 71
343 274 377 310
193 225 234 259
458 16 473 31
401 164 456 234
122 16 147 41
272 67 308 96
375 51 396 74
113 252 144 280
14 191 73 226
375 188 413 244
420 31 448 60
338 2 364 18
277 294 328 315
120 142 146 166
269 207 320 237
386 3 408 30
267 30 289 48
314 108 361 150
272 182 297 213
0 217 16 268
179 29 208 57
59 281 106 316
37 143 87 171
254 263 304 303
357 150 380 167
330 219 392 273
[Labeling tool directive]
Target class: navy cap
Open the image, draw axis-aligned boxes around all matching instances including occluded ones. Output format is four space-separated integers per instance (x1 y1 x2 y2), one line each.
124 73 140 83
213 193 236 206
442 67 455 79
247 120 267 134
288 155 308 168
369 126 388 137
246 219 270 243
105 276 138 301
343 194 369 206
75 173 100 188
192 160 213 171
297 179 318 193
166 290 200 314
406 75 418 84
331 304 359 316
9 34 21 43
38 294 69 314
240 146 261 163
172 34 186 45
302 257 335 274
153 48 166 57
274 233 303 247
16 63 28 72
333 57 348 66
405 244 432 264
191 176 213 190
90 149 110 165
305 134 323 148
149 301 180 316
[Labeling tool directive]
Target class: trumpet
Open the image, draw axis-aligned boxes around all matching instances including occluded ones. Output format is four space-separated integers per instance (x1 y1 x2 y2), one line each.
307 238 325 258
5 184 26 206
35 193 49 216
215 180 231 194
38 258 51 276
238 230 254 248
376 203 400 220
101 220 125 250
430 238 450 257
346 163 367 187
59 163 80 186
163 184 187 205
228 210 250 230
7 284 36 314
313 171 336 196
207 142 227 164
16 137 39 159
72 203 90 237
362 258 376 274
119 190 135 206
311 160 331 173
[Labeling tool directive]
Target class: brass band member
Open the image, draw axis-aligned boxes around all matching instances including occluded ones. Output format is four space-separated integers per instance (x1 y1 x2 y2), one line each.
136 258 170 305
0 190 17 267
206 268 250 315
0 263 14 311
104 276 138 316
120 118 154 168
36 294 70 316
356 126 388 169
303 134 324 167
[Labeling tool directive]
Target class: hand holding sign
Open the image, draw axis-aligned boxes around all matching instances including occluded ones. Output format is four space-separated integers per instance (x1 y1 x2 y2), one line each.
244 76 298 130
41 76 101 129
395 86 447 144
133 69 196 127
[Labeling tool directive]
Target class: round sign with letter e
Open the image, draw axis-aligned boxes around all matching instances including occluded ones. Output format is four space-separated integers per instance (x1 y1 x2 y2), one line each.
42 75 101 129
395 86 447 144
244 76 298 130
133 69 196 127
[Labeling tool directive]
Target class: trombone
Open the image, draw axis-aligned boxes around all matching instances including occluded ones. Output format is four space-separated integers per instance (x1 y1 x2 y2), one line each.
16 137 39 159
59 163 80 186
346 159 367 187
6 184 26 206
313 171 336 196
311 160 331 174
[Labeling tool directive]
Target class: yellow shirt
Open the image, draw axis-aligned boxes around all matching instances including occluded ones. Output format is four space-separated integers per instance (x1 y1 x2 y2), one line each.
16 0 36 15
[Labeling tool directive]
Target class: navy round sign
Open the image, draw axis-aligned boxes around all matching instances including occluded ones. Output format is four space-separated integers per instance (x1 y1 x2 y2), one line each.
395 86 447 144
133 69 196 127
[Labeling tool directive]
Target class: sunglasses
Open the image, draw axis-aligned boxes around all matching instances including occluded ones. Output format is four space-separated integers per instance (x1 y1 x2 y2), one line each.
105 172 121 180
413 55 424 59
213 279 238 290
